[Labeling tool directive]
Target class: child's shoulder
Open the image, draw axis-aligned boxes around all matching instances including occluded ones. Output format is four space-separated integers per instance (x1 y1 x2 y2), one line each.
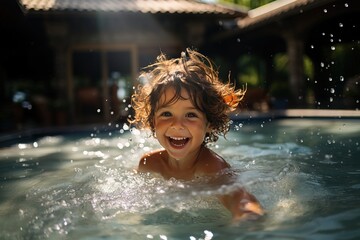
138 149 167 172
196 147 231 176
140 149 166 159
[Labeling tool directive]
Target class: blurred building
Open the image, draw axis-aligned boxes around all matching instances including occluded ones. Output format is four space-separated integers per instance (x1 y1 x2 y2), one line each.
0 0 245 131
0 0 359 132
212 0 360 110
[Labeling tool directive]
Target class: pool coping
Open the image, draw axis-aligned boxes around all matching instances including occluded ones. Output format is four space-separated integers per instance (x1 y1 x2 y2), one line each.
231 109 360 120
0 109 359 147
0 124 117 148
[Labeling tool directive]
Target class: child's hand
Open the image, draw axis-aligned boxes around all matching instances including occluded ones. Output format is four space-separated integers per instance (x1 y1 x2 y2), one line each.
219 187 264 222
232 200 265 222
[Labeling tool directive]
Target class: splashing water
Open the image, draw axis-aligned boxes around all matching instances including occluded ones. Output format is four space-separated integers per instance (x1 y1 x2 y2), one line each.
0 118 359 239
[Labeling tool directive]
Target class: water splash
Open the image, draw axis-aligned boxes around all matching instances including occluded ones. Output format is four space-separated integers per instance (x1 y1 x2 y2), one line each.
1 119 358 239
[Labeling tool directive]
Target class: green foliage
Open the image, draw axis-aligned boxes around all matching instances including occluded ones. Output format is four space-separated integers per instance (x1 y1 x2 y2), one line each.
237 55 265 87
269 53 314 99
219 0 276 9
324 43 360 78
304 55 314 79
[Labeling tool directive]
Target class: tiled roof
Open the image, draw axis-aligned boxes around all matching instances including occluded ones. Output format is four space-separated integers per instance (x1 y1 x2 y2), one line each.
19 0 246 17
237 0 335 29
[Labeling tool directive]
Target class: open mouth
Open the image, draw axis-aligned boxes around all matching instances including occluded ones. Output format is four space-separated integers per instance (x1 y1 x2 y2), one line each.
168 136 189 147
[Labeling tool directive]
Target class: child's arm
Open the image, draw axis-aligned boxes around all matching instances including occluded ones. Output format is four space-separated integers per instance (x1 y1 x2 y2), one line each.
218 187 264 221
197 148 264 221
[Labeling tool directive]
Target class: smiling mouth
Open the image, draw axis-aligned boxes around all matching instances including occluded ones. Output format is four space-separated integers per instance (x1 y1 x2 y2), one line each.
168 137 189 147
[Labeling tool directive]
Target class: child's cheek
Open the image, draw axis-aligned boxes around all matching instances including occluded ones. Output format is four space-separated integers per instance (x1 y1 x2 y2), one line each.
154 118 171 129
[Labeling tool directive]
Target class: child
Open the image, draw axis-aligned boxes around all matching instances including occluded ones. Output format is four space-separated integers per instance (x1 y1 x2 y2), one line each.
130 48 264 221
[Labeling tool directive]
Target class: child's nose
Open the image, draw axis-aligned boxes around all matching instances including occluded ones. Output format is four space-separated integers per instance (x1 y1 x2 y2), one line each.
170 118 185 130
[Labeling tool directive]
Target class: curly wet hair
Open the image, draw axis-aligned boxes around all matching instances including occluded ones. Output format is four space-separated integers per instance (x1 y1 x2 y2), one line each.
130 48 245 143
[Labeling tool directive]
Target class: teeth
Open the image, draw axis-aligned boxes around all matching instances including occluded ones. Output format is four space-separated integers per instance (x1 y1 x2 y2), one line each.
169 137 187 140
168 136 188 147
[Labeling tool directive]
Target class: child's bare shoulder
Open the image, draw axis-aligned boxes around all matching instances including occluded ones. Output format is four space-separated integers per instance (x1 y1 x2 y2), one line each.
196 147 230 175
138 149 166 173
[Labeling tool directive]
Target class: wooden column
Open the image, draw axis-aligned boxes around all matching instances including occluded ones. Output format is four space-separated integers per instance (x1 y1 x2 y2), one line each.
285 33 305 107
45 21 72 123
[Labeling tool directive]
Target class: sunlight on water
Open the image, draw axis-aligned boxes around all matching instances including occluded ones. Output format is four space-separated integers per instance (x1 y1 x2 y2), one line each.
0 119 359 239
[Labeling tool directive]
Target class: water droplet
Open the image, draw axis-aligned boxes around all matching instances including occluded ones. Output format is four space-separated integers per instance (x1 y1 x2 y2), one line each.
123 123 130 130
204 230 214 240
339 23 343 27
323 9 328 13
329 77 333 82
320 62 325 67
331 46 336 51
18 144 27 149
97 109 101 113
330 88 335 93
325 154 333 159
19 209 24 216
310 45 314 49
345 3 348 7
237 38 241 42
329 97 333 102
54 224 61 231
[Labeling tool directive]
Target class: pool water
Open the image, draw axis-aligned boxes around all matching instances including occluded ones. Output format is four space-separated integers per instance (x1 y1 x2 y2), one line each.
0 118 359 239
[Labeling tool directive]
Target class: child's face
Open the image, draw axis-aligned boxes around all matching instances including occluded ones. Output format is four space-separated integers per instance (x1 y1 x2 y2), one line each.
153 87 211 162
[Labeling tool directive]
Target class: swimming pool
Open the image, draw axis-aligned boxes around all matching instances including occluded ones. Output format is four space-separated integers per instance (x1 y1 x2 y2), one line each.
0 118 359 239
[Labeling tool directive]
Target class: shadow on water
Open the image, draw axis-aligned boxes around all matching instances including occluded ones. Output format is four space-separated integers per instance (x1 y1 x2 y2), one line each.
0 152 66 181
0 151 70 209
141 207 230 225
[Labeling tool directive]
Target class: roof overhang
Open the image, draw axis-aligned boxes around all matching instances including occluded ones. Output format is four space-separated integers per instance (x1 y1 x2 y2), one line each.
237 0 337 30
18 0 247 18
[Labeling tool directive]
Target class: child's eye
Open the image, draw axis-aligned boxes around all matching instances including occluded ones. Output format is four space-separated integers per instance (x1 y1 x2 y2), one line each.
160 111 172 117
186 112 198 118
